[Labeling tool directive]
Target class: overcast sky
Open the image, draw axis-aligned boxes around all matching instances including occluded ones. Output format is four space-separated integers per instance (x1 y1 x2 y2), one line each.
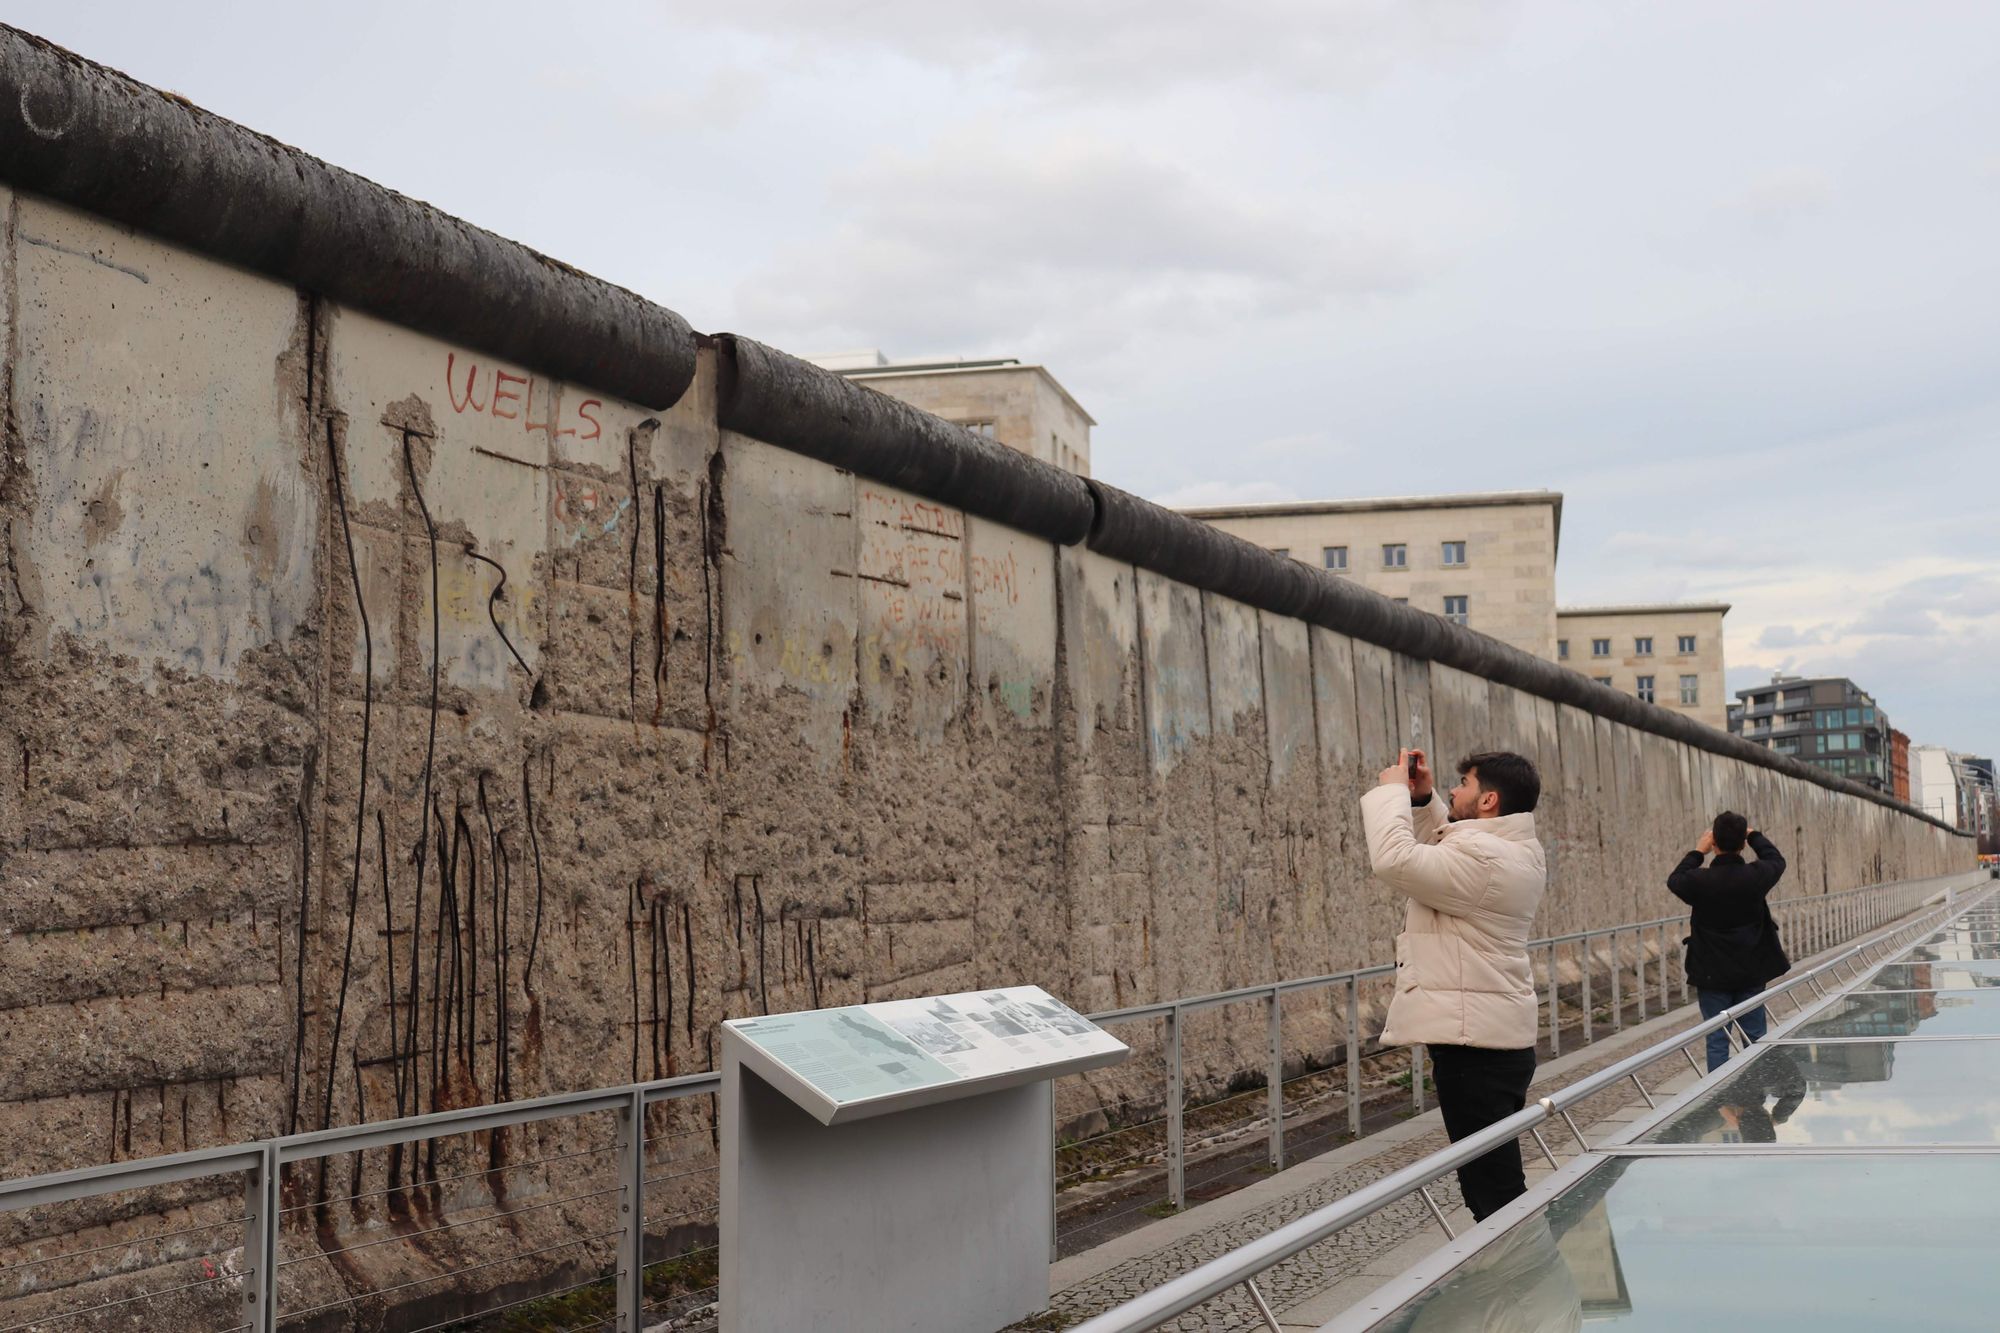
16 1 1998 758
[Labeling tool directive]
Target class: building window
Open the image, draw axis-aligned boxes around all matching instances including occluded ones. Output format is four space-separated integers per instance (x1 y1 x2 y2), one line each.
1393 596 1409 604
1637 675 1656 703
1441 541 1467 567
1593 675 1613 687
1635 637 1654 656
1558 639 1570 660
1323 545 1347 571
1680 674 1699 705
1774 738 1799 755
1678 635 1697 654
1383 543 1407 569
958 418 997 438
1271 547 1290 559
1443 595 1469 626
1591 638 1611 657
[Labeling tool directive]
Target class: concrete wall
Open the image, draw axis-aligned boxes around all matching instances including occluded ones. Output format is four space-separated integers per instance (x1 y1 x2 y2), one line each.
0 185 1972 1310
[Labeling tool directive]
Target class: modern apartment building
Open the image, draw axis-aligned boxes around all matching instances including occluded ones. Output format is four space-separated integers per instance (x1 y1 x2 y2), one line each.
1963 757 1997 848
814 350 1094 476
1728 674 1893 791
1554 604 1730 730
1916 752 1997 841
1175 492 1563 659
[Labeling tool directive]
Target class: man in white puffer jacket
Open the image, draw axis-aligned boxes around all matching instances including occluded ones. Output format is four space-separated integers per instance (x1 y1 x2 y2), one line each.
1361 747 1547 1222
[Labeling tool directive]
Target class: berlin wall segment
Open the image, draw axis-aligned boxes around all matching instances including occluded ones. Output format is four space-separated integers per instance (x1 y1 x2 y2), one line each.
0 31 1975 1326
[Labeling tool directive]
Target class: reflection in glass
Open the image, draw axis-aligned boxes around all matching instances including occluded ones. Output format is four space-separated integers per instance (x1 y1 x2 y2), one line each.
1862 963 2000 991
1793 989 2000 1039
1386 1214 1584 1331
1644 1040 2000 1146
1883 954 2000 973
1373 1155 2000 1330
1914 928 2000 946
1900 941 2000 962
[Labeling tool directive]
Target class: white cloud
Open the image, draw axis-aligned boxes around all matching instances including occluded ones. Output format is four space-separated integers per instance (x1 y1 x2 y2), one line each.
1149 479 1301 509
732 129 1419 373
671 0 1517 99
1755 623 1831 651
1736 166 1836 221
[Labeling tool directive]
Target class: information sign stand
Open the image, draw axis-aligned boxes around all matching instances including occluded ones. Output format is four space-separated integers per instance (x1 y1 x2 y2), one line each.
720 986 1128 1332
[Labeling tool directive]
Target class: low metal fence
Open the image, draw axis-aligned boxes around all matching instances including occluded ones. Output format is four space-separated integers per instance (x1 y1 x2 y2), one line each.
0 870 1972 1330
0 1074 719 1333
1048 869 1965 1247
1066 876 1993 1332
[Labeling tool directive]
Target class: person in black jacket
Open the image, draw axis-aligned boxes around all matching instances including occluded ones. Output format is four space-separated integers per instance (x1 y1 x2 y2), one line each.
1668 812 1789 1071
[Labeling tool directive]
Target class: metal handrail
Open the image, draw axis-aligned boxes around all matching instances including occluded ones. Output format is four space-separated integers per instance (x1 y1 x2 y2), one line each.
1065 868 1965 1204
1083 870 1960 1027
1066 882 1990 1333
0 869 1973 1329
0 1069 720 1333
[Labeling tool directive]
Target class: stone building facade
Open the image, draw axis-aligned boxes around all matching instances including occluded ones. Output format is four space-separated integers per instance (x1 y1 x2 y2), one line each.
1175 493 1562 660
1555 604 1731 731
814 352 1094 477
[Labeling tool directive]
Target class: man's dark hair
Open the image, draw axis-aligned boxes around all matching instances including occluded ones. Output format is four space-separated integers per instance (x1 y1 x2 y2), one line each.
1713 810 1749 854
1458 751 1541 816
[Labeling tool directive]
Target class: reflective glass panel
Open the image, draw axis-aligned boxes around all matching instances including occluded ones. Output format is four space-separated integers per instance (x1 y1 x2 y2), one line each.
1914 928 2000 945
1862 963 2000 990
1642 1040 2000 1145
1372 1154 2000 1331
1899 941 2000 961
1789 989 2000 1039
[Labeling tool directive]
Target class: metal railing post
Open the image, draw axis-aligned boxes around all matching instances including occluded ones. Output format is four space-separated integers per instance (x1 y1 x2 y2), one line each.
1546 942 1560 1057
1611 928 1623 1030
1412 1043 1425 1114
1266 988 1284 1171
1636 928 1648 1023
1580 936 1593 1045
1166 1007 1186 1210
1050 1085 1060 1262
244 1142 279 1333
1658 921 1671 1011
1345 979 1361 1141
615 1087 645 1331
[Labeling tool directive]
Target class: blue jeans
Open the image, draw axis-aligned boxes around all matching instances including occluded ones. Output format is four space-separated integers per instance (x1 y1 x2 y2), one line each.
1698 987 1768 1072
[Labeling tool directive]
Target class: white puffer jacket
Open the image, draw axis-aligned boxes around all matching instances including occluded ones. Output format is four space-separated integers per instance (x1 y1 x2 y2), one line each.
1361 782 1547 1050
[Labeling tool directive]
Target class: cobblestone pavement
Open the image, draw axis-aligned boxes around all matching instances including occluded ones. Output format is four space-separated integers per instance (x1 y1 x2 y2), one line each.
1014 1022 1704 1332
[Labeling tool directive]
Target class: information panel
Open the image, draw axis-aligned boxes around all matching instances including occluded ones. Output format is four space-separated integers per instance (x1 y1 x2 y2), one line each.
723 986 1127 1125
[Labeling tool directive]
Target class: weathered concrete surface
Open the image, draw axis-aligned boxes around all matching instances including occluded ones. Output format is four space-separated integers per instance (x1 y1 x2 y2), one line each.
0 178 1973 1323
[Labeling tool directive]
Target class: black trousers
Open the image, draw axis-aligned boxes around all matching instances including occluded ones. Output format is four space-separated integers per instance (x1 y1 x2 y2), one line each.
1425 1043 1537 1223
